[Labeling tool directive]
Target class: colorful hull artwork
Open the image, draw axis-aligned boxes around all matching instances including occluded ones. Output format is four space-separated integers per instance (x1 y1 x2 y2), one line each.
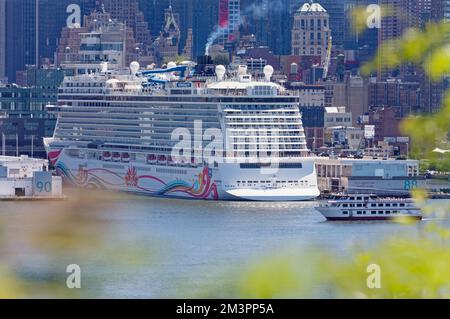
55 161 219 200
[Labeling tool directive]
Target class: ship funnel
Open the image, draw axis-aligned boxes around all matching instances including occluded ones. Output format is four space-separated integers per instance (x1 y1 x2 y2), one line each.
215 65 226 81
264 65 274 81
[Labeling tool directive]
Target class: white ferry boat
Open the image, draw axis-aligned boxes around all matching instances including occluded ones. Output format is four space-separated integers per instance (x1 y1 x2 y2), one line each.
317 195 422 221
45 61 320 201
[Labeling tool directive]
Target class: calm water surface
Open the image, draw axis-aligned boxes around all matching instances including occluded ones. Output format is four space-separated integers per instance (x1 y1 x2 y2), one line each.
1 196 448 298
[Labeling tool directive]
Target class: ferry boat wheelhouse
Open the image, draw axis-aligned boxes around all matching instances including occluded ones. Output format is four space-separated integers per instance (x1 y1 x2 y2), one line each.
45 61 320 201
317 195 422 221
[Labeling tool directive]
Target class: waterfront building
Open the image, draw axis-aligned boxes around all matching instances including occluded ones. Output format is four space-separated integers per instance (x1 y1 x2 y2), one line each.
315 158 422 194
0 155 62 198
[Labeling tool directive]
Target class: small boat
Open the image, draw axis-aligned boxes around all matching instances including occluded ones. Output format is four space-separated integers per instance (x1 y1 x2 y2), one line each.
147 154 157 164
121 153 131 163
112 152 121 162
316 195 422 221
102 151 112 161
157 155 167 165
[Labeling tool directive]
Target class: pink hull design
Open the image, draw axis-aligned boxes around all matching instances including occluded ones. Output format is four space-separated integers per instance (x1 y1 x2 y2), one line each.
56 160 219 200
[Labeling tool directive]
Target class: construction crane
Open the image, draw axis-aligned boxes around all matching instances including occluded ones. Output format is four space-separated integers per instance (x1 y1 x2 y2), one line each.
323 35 333 79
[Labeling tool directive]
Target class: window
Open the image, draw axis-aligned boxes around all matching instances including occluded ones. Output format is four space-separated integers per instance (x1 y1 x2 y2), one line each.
342 211 348 215
371 211 377 215
343 204 348 207
356 197 362 201
400 203 405 207
378 211 383 214
357 204 363 207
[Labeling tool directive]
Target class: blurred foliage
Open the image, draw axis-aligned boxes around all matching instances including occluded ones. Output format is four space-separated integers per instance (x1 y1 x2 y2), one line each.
0 190 149 298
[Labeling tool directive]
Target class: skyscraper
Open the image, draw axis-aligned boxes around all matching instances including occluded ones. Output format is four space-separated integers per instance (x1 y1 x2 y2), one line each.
0 0 6 82
291 2 331 64
139 0 192 57
5 0 37 83
268 0 292 54
217 0 241 46
38 0 97 65
103 0 152 47
192 0 219 57
291 0 346 47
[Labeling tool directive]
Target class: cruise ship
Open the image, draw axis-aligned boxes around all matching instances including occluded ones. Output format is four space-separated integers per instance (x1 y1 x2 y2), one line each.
45 60 320 201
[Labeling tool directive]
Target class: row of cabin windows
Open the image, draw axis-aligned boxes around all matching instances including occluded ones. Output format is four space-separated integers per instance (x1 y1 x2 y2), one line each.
342 211 401 215
342 203 406 208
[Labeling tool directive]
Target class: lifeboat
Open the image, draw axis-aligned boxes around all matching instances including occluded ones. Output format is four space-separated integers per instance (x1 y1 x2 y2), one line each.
147 154 157 164
112 152 121 162
103 151 112 161
157 155 167 165
121 153 131 163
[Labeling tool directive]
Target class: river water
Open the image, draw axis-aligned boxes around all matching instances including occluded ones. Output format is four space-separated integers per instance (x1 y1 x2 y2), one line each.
1 195 449 298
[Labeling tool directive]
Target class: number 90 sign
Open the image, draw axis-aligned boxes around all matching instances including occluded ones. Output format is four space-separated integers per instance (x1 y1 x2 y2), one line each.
34 172 53 195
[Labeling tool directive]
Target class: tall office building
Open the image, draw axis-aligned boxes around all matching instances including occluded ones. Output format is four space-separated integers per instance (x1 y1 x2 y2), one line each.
217 0 241 46
268 0 292 54
378 0 416 80
292 0 346 47
4 0 96 83
103 0 152 47
291 2 331 64
192 0 219 57
0 0 6 82
139 0 192 57
344 0 379 63
5 0 37 83
240 0 270 46
38 0 97 65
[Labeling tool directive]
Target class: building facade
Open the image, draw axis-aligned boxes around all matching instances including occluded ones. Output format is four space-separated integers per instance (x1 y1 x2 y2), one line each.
291 2 331 64
0 67 63 158
0 0 5 82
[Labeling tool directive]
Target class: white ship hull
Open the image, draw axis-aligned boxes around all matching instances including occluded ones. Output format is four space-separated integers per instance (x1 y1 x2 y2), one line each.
51 149 320 201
